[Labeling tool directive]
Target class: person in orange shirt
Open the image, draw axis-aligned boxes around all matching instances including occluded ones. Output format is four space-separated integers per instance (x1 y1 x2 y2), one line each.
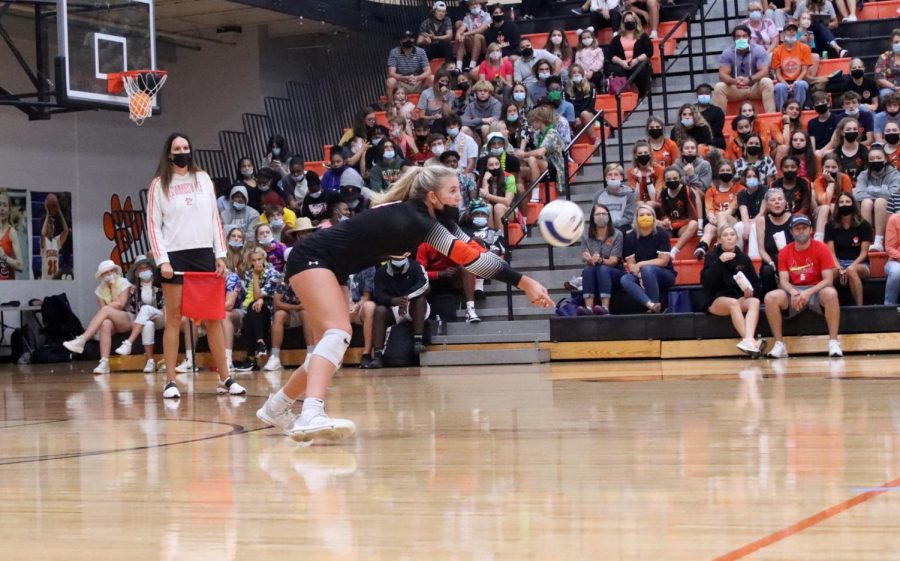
725 115 754 161
627 140 664 202
695 159 745 259
813 154 853 237
770 21 811 112
883 121 900 170
646 116 680 168
767 99 805 152
732 101 770 147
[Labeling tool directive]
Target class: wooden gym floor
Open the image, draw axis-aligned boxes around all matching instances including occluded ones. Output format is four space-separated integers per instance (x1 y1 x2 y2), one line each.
2 356 900 560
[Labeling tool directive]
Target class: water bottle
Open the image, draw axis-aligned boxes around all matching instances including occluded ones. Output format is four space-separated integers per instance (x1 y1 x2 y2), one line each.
436 314 447 335
822 50 829 60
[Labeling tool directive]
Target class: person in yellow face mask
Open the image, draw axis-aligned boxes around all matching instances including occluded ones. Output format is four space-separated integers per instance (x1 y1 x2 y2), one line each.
619 204 677 312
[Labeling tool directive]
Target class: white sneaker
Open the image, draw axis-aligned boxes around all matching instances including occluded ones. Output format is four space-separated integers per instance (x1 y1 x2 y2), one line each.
828 339 843 357
93 358 110 375
256 395 298 434
844 14 856 21
869 241 884 252
736 339 760 355
162 381 180 399
465 308 481 323
63 335 86 354
262 356 283 371
217 377 247 395
287 412 356 443
650 30 658 39
174 358 194 373
767 341 789 358
142 358 156 373
114 340 132 356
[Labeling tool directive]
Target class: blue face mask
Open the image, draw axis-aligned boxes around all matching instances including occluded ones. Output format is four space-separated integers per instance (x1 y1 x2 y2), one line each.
507 113 519 122
472 216 489 228
746 177 760 189
382 151 395 160
228 240 243 249
697 94 711 105
390 258 407 268
138 270 154 282
232 202 246 211
513 92 526 102
270 219 285 229
894 43 900 54
735 38 750 50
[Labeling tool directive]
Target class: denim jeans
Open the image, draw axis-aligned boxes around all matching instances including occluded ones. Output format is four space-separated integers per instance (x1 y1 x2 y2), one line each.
581 264 625 299
885 260 900 305
620 265 676 306
774 80 809 111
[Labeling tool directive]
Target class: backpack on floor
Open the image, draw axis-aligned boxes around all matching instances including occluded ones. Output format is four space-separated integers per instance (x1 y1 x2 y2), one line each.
382 322 430 368
31 343 72 364
40 293 84 344
555 296 584 317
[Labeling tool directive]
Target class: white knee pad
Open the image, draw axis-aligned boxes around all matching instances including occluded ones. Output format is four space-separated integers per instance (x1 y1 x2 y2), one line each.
141 322 155 346
311 328 351 368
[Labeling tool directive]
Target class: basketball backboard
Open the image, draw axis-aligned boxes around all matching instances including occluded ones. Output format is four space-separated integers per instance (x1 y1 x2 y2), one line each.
56 0 157 110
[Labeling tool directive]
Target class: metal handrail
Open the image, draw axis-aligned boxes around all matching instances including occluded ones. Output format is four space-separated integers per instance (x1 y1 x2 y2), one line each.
659 5 701 123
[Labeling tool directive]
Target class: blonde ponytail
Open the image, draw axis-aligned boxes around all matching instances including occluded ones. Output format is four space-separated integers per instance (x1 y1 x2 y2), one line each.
372 164 457 207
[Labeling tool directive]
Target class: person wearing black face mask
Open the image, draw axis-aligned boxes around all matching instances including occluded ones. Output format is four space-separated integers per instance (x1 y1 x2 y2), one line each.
833 119 869 182
854 147 900 251
386 30 432 105
608 12 654 97
875 94 900 145
770 156 813 217
842 59 879 113
658 167 700 258
735 133 776 186
825 193 872 306
808 91 841 156
645 117 679 168
485 6 521 58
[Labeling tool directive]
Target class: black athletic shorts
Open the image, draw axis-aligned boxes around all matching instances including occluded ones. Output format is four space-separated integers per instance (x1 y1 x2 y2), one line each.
161 248 215 284
284 245 348 286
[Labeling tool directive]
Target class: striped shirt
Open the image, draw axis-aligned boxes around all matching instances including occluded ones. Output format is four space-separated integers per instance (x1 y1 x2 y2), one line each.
387 46 429 76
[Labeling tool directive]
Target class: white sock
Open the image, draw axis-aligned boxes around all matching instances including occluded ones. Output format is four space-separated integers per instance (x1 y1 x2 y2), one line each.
185 350 193 362
300 397 325 419
456 59 463 68
271 347 280 359
225 348 233 365
814 232 825 242
670 247 680 257
99 357 109 363
875 235 885 246
475 278 484 291
274 388 295 408
466 300 475 310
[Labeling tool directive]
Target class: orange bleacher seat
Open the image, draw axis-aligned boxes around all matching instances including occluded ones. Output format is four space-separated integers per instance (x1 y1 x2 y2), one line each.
374 111 390 128
726 99 765 116
305 161 329 178
650 39 663 73
859 0 900 19
672 259 702 284
595 92 638 127
525 202 544 225
870 252 887 278
724 110 816 133
669 235 699 257
429 58 445 74
813 57 850 80
507 222 525 246
537 184 560 204
570 143 596 166
659 20 688 42
406 92 420 106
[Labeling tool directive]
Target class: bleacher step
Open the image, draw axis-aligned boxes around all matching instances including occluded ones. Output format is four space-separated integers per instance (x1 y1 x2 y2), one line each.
419 348 550 367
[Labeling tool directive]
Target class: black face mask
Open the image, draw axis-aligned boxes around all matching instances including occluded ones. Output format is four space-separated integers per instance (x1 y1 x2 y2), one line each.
492 14 504 24
838 205 854 216
458 82 470 91
746 145 762 157
868 161 886 173
171 152 192 168
814 104 829 115
783 170 798 181
739 132 751 142
844 132 859 143
885 133 900 145
648 128 663 139
636 154 651 166
681 154 696 163
401 39 414 48
850 69 865 80
791 145 806 155
665 180 681 190
521 47 534 58
438 204 460 225
718 172 734 183
416 134 429 145
624 20 637 30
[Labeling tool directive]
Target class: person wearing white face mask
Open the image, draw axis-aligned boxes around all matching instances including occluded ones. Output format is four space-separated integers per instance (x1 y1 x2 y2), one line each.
592 163 637 233
477 42 514 93
566 63 599 143
367 255 431 369
64 260 135 375
280 156 318 212
225 156 260 215
579 203 625 315
445 114 479 177
220 184 261 238
115 256 165 374
262 133 290 176
771 21 811 111
370 139 413 193
513 38 562 87
255 223 288 273
543 28 574 74
574 28 606 91
742 1 780 54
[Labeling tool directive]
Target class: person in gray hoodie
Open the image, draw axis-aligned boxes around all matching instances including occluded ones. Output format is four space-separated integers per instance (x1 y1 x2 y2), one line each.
591 163 636 234
219 184 260 238
853 146 900 251
672 138 712 193
462 80 502 143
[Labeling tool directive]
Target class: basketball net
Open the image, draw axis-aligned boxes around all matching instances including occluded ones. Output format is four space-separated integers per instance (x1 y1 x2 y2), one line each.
107 70 168 126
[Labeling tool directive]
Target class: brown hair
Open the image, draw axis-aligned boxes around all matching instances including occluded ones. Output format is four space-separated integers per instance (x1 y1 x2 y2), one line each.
153 132 202 197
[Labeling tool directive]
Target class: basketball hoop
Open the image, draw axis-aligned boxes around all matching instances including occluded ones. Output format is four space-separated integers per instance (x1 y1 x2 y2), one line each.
107 70 168 126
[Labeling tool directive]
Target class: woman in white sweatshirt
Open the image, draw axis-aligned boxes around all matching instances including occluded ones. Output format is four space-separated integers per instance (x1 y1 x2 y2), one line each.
147 132 246 400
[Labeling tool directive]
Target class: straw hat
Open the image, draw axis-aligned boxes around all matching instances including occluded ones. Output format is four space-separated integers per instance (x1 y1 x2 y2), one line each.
95 259 122 279
289 216 317 233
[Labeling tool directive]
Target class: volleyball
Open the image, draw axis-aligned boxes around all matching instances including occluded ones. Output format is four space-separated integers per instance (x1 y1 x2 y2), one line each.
537 200 585 247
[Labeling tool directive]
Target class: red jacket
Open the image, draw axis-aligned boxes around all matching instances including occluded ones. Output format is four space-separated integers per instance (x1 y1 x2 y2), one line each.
416 243 456 281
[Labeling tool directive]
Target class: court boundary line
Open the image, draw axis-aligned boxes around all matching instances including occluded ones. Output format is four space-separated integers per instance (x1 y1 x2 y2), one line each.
713 475 900 560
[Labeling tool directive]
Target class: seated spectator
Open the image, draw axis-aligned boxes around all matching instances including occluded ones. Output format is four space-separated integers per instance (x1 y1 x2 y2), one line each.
884 209 900 305
765 0 792 29
222 265 245 373
63 260 134 375
345 135 371 178
713 25 776 113
826 193 871 305
418 71 456 131
696 83 726 148
624 0 660 39
503 101 532 154
792 0 847 58
743 1 780 54
255 168 287 208
813 157 848 237
768 100 804 154
764 214 842 358
628 139 664 201
462 80 503 142
738 101 770 142
259 194 296 241
369 256 431 369
843 58 880 113
674 137 713 193
477 155 516 228
574 27 606 92
370 140 413 193
658 167 700 259
527 59 554 102
771 155 815 218
514 38 563 87
478 42 514 94
280 157 318 213
417 1 453 60
221 185 261 237
837 92 875 146
389 89 418 131
387 30 433 101
462 199 508 297
883 122 900 169
455 0 491 71
809 91 841 152
854 146 900 251
875 94 900 143
239 247 280 364
774 130 818 182
546 77 576 133
593 163 638 233
389 115 420 160
544 28 574 74
735 133 777 185
620 204 675 312
607 12 654 98
254 223 287 273
579 203 625 314
519 105 567 195
409 120 434 162
261 134 290 176
350 266 378 369
725 116 753 161
299 174 337 226
264 267 312 372
566 64 599 142
671 103 714 148
416 241 480 323
113 255 163 373
485 3 521 59
701 224 764 355
646 116 679 168
757 188 794 293
574 1 621 34
696 160 744 259
340 177 372 217
280 216 316 248
771 21 811 111
831 117 870 183
737 167 766 252
321 148 350 194
875 31 900 102
224 226 249 275
231 156 261 213
508 81 534 115
478 132 522 192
